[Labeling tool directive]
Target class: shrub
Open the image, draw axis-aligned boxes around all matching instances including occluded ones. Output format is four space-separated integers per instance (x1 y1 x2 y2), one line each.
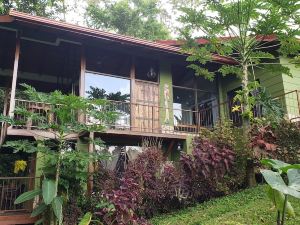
180 135 235 202
250 120 300 164
124 147 182 218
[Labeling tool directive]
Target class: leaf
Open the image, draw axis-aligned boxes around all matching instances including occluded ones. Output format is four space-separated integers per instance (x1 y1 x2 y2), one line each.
52 197 63 225
78 212 93 225
266 186 295 217
34 218 44 225
14 189 41 204
31 202 47 217
261 169 300 199
42 179 57 205
261 159 290 172
287 169 300 191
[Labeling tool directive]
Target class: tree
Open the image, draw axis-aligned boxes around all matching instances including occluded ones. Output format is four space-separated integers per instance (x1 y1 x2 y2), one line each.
0 0 67 19
0 84 116 224
85 0 171 40
86 86 130 102
179 0 300 122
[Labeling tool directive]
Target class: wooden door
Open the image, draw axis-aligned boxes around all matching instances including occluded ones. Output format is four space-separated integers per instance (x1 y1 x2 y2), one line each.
132 81 160 133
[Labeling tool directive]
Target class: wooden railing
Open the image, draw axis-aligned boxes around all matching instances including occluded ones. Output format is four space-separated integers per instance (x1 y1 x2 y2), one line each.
0 177 40 213
10 91 300 135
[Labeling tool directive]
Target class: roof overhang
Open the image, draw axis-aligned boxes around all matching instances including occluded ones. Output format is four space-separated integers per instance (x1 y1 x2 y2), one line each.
0 10 236 65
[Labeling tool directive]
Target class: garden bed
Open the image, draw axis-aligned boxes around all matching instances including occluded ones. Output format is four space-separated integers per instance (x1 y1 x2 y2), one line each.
151 185 300 225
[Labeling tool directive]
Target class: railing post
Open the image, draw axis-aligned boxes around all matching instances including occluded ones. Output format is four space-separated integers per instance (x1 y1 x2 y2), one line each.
8 34 20 117
297 90 300 116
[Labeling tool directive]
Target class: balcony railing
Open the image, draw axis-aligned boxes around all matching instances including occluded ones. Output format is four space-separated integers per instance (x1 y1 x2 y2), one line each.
10 90 300 135
0 177 40 213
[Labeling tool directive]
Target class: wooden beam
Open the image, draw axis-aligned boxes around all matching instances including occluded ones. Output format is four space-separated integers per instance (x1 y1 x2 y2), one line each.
130 57 136 130
79 46 86 97
0 214 38 225
0 15 14 23
8 35 20 117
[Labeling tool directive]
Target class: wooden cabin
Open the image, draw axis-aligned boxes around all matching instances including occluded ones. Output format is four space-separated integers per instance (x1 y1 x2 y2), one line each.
0 10 299 224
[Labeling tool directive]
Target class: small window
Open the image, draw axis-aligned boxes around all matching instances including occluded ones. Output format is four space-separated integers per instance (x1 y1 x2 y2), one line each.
86 47 131 78
135 57 159 82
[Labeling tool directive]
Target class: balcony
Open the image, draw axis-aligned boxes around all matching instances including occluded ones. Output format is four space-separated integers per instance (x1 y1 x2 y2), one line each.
4 90 300 139
8 99 219 139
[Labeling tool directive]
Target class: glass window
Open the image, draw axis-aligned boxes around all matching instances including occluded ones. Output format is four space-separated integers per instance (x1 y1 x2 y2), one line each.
85 72 130 101
197 91 219 127
173 87 196 125
85 72 131 128
172 64 195 88
86 48 131 78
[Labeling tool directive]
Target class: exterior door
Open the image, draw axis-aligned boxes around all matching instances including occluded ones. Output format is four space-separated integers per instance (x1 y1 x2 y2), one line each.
132 80 160 133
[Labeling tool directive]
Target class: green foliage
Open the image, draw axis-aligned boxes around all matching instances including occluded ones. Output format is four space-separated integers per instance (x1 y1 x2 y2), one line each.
179 0 300 122
85 0 170 40
0 0 66 18
250 120 300 164
14 189 42 204
200 120 249 193
1 84 116 224
78 212 92 225
151 185 300 225
261 159 300 224
42 179 57 205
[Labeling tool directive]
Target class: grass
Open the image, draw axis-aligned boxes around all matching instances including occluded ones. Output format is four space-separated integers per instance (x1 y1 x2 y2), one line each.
151 185 300 225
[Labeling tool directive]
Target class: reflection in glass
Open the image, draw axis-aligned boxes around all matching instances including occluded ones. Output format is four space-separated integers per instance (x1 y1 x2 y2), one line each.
173 86 219 128
173 87 196 126
197 91 218 127
85 72 131 128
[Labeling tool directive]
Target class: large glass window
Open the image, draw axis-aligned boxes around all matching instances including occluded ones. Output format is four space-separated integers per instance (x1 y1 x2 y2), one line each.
85 72 131 128
197 91 219 127
173 86 219 128
173 87 196 126
85 72 130 101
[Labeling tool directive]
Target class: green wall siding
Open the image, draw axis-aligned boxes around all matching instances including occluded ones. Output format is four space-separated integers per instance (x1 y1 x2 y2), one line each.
159 61 174 127
219 67 285 103
280 57 300 92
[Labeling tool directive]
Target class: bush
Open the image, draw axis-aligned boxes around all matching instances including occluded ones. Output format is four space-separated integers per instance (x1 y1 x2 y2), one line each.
250 120 300 164
180 135 235 202
88 123 250 223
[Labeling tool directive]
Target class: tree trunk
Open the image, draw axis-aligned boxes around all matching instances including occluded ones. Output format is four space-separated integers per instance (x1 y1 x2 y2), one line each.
246 158 256 187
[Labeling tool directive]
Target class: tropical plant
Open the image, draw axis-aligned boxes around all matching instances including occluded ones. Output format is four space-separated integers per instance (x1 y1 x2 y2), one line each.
0 0 67 19
261 159 300 225
179 0 300 123
1 84 116 224
85 0 170 40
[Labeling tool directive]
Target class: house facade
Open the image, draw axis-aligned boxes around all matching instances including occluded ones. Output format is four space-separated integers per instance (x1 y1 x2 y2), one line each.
0 10 299 223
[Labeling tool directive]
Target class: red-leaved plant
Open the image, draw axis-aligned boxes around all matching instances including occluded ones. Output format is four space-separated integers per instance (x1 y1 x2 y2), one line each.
180 137 235 201
96 177 150 225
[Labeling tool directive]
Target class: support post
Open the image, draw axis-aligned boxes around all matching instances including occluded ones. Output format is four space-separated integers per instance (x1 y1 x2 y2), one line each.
79 46 86 98
130 57 136 130
87 131 94 194
8 34 20 117
79 46 86 123
296 90 300 116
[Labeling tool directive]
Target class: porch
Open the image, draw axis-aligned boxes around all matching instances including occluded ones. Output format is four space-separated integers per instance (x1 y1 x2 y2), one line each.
4 89 299 140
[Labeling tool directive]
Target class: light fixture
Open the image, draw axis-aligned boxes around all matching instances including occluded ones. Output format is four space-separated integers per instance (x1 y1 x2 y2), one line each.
147 67 157 79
